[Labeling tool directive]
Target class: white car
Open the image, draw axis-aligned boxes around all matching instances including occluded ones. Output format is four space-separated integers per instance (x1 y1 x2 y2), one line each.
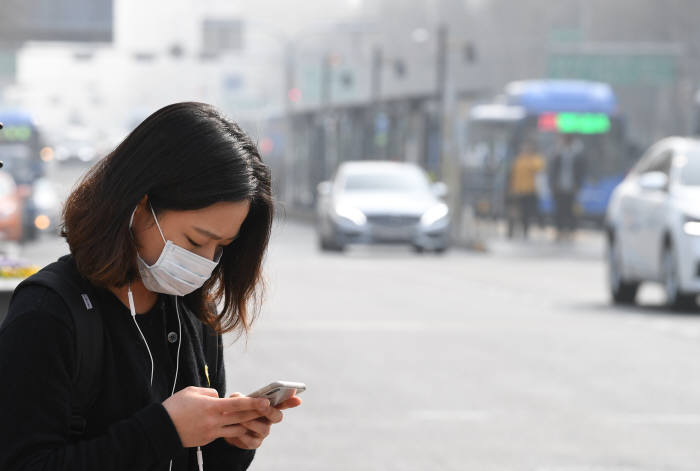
316 161 450 253
606 137 700 309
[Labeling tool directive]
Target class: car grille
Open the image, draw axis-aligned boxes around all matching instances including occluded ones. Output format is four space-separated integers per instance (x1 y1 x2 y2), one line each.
366 215 421 227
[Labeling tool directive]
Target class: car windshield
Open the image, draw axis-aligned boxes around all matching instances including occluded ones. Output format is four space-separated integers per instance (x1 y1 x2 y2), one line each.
342 167 430 193
677 150 700 186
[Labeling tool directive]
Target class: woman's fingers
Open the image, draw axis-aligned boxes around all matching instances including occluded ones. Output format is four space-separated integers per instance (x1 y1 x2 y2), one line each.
233 432 264 450
216 396 269 414
276 396 303 410
218 424 248 439
189 386 220 398
216 409 264 427
241 418 272 438
261 407 283 424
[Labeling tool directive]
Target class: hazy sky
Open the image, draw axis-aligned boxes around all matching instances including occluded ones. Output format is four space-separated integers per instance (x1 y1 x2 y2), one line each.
6 0 365 130
116 0 363 50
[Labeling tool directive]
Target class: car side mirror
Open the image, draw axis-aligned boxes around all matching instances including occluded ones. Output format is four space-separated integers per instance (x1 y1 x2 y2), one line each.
432 182 448 198
638 171 668 192
317 181 333 197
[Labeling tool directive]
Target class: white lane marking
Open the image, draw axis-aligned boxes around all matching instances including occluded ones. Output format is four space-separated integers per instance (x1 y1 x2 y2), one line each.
408 409 492 422
625 316 700 341
604 413 700 425
258 320 483 333
679 327 700 339
536 467 652 471
650 319 676 332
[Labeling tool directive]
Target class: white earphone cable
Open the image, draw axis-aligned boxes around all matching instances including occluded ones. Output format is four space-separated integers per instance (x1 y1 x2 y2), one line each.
169 296 186 471
129 286 202 471
128 284 154 386
171 297 182 396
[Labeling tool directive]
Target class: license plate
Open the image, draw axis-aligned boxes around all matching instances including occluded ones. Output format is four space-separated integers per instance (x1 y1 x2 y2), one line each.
372 225 412 239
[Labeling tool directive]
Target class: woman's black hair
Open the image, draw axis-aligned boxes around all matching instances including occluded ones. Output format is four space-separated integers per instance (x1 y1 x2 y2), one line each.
62 102 273 333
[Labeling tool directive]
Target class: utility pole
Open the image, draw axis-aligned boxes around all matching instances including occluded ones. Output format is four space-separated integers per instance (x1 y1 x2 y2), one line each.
320 52 333 108
370 46 383 103
283 41 296 207
434 23 448 179
319 52 335 186
367 46 384 160
435 22 463 248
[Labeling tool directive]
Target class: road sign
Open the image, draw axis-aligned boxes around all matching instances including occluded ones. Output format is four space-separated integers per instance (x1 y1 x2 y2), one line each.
548 50 677 85
0 0 113 43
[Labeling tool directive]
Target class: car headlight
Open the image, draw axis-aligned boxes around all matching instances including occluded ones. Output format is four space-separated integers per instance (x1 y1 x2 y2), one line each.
34 214 51 230
683 217 700 236
334 204 367 226
33 192 57 210
421 203 449 226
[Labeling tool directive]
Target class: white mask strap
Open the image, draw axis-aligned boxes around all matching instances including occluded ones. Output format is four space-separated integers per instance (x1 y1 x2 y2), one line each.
129 206 136 230
149 204 167 243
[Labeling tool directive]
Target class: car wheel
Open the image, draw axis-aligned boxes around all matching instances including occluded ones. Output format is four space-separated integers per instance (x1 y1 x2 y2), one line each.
318 236 331 251
607 236 638 304
319 238 344 252
663 245 697 310
318 224 345 253
329 237 345 252
412 245 425 254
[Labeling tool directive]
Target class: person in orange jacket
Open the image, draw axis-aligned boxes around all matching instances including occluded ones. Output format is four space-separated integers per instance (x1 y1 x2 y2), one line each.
508 140 545 239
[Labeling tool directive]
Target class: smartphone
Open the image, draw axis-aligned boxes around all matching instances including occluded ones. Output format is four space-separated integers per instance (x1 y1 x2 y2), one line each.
247 381 306 407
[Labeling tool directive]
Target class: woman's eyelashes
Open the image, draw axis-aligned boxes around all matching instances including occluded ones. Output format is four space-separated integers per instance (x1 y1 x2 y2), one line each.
186 236 203 248
187 235 231 250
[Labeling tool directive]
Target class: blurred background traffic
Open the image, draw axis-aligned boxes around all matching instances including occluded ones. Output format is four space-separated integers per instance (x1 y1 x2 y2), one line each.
3 0 700 469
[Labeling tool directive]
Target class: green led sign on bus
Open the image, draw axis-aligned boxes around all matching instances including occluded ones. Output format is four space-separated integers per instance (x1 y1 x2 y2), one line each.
537 112 611 134
0 125 32 142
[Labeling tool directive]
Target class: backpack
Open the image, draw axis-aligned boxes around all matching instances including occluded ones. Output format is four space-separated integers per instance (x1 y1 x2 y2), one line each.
10 255 219 437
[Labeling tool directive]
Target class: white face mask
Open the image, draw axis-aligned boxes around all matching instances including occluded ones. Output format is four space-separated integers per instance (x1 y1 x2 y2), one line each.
129 205 222 296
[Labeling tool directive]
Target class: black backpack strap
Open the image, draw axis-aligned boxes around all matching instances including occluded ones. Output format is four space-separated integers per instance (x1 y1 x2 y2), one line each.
12 256 103 436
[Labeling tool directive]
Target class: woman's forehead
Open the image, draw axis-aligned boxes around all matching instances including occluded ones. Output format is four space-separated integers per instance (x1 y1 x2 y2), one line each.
165 201 249 235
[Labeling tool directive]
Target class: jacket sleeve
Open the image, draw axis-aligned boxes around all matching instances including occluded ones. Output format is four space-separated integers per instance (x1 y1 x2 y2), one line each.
0 287 183 471
201 331 256 470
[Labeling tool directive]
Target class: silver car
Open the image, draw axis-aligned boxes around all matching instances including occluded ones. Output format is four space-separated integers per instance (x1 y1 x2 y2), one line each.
316 161 450 252
606 137 700 309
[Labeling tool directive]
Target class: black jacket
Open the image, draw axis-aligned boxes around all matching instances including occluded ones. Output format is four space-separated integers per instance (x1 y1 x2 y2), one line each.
0 260 255 470
548 146 587 194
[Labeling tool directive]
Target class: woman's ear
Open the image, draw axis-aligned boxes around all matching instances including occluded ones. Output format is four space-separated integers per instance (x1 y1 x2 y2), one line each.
137 195 149 212
131 195 151 233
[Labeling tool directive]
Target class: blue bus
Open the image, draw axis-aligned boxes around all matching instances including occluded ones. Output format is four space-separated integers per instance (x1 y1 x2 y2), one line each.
463 80 630 222
0 109 50 240
0 109 46 185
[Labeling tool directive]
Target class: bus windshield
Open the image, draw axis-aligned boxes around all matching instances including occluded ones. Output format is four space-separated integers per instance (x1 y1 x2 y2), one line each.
463 120 517 170
0 118 45 185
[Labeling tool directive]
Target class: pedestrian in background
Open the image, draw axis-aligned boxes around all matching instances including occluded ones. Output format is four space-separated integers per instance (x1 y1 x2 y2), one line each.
507 140 545 239
548 134 586 240
0 102 302 471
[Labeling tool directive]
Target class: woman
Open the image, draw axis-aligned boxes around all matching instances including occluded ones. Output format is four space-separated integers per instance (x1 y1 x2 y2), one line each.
0 102 301 470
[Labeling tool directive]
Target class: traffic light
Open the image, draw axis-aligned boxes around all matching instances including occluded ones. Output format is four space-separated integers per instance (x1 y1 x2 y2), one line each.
340 71 354 88
394 59 406 78
463 42 477 64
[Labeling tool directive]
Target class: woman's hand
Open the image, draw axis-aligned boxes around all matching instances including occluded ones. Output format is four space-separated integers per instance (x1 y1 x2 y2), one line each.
162 386 270 448
223 393 303 450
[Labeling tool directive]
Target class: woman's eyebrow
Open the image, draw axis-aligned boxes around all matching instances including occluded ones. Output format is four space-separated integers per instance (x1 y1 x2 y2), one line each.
193 226 236 241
